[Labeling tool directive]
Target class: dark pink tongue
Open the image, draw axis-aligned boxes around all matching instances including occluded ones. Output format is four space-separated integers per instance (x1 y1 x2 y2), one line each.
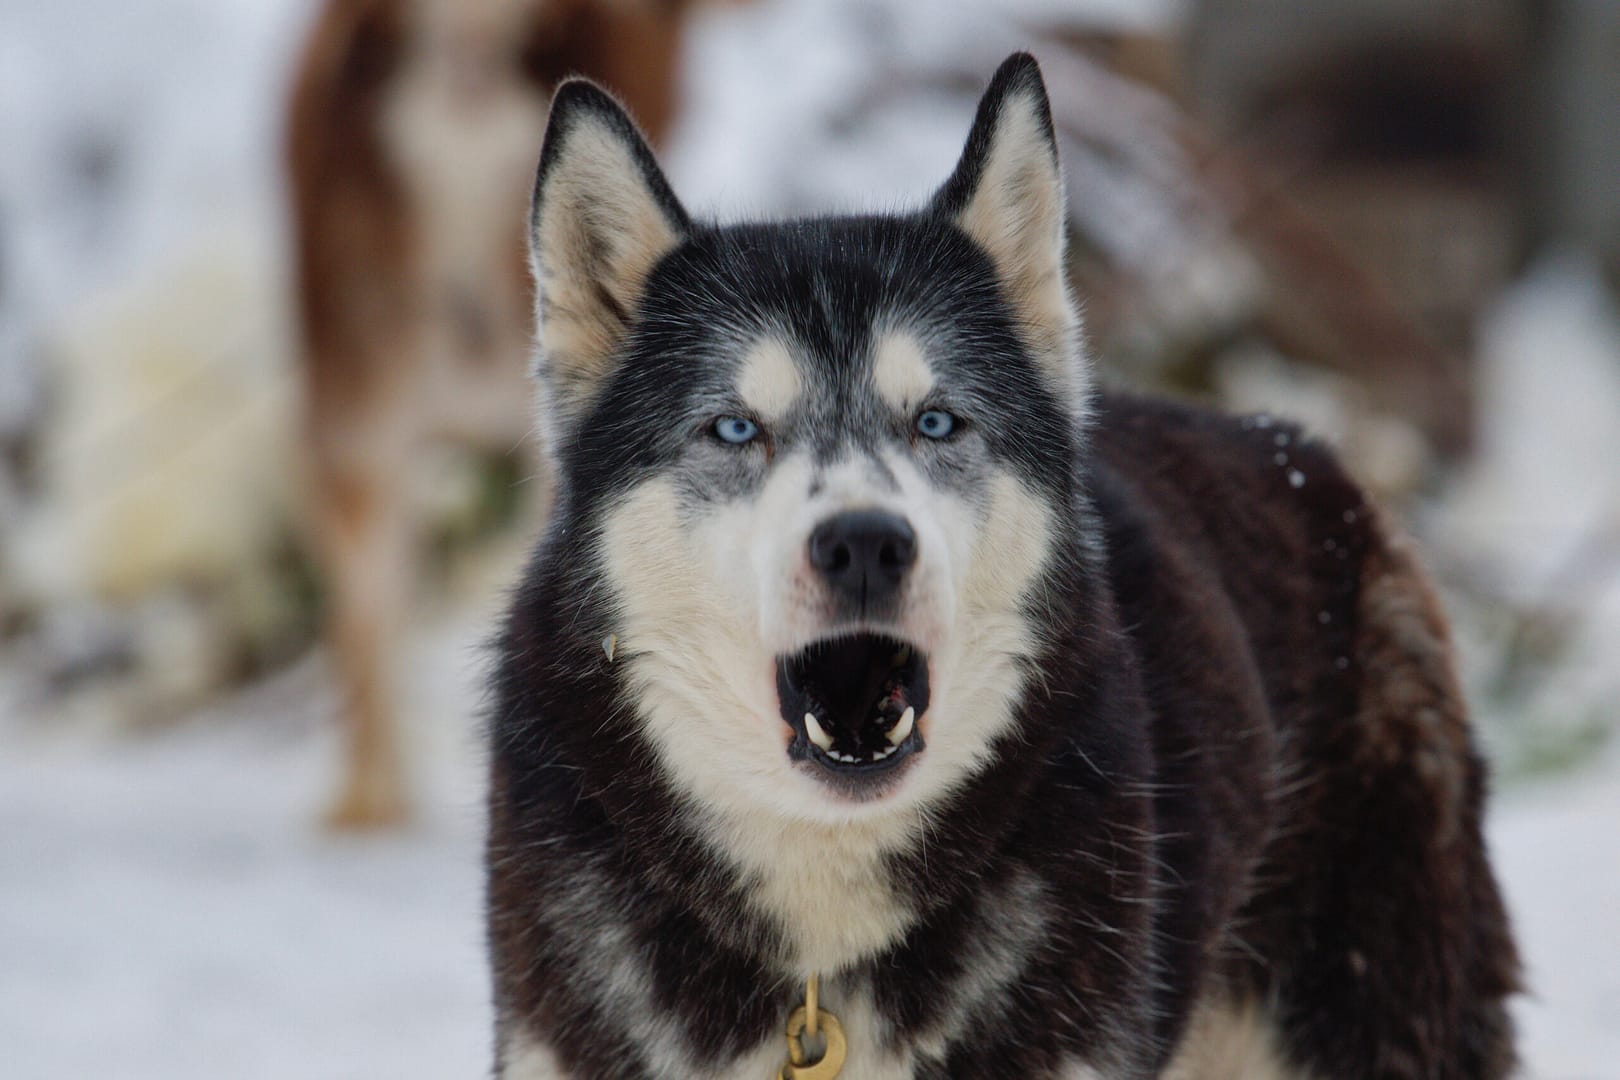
875 683 910 721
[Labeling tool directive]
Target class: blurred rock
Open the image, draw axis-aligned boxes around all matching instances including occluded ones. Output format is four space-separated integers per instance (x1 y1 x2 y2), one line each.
1 227 309 728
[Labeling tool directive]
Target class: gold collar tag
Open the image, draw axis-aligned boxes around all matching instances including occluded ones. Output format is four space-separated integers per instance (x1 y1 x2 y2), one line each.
780 974 845 1079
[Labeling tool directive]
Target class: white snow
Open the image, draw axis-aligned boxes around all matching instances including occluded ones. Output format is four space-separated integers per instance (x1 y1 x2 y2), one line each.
0 0 318 339
1 617 495 1080
1493 753 1620 1078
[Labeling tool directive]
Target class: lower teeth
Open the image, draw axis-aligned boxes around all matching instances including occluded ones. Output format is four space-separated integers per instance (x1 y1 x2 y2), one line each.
821 746 898 764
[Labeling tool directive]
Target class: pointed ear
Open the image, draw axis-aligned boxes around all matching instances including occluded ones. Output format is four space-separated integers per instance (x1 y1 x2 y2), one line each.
932 54 1083 406
529 79 689 431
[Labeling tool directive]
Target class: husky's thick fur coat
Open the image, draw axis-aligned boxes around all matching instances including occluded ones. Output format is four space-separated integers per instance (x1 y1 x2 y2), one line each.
486 55 1519 1079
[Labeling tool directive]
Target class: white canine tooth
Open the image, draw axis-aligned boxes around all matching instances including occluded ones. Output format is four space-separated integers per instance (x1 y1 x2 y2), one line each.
602 634 616 662
887 706 915 746
804 712 833 752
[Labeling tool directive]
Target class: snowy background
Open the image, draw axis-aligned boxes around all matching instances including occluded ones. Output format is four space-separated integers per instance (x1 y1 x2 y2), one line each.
2 0 1618 1076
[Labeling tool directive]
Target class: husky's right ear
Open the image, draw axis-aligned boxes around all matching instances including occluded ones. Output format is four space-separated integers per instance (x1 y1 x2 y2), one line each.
529 80 689 431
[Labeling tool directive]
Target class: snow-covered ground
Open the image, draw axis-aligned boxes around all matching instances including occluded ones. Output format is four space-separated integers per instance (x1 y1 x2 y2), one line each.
2 0 1618 1076
1494 755 1620 1079
0 610 496 1080
3 604 1618 1079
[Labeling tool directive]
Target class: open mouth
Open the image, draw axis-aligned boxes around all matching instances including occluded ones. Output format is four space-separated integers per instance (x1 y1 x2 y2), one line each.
777 633 929 776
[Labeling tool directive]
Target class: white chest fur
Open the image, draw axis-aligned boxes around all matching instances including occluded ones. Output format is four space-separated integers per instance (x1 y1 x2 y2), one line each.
698 804 923 974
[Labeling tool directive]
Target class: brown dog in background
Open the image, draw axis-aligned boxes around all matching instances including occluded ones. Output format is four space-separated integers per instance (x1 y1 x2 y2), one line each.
286 0 692 827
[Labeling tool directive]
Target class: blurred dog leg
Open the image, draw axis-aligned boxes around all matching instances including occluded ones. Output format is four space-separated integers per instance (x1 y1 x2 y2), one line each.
309 412 415 829
286 0 413 829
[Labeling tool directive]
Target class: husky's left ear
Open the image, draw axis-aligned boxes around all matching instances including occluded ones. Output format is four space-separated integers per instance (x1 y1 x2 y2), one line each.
933 54 1083 404
529 79 690 435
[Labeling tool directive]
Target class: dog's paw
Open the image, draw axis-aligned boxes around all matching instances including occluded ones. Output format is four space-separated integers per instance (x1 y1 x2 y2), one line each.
322 775 410 831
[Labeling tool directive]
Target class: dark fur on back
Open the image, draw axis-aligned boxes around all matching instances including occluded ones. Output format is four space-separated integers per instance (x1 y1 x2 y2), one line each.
487 55 1518 1080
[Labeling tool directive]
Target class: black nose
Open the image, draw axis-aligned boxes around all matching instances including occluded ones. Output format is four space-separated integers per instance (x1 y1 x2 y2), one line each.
808 510 917 610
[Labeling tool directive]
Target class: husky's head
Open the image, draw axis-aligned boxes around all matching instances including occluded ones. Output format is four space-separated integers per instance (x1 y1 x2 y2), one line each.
527 55 1087 824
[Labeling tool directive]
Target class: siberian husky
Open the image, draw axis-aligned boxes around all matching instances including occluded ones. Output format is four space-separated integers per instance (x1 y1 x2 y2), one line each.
486 54 1519 1079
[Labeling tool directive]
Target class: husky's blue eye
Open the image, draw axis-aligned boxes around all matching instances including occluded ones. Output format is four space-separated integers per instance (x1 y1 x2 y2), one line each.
713 416 760 445
916 409 957 440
